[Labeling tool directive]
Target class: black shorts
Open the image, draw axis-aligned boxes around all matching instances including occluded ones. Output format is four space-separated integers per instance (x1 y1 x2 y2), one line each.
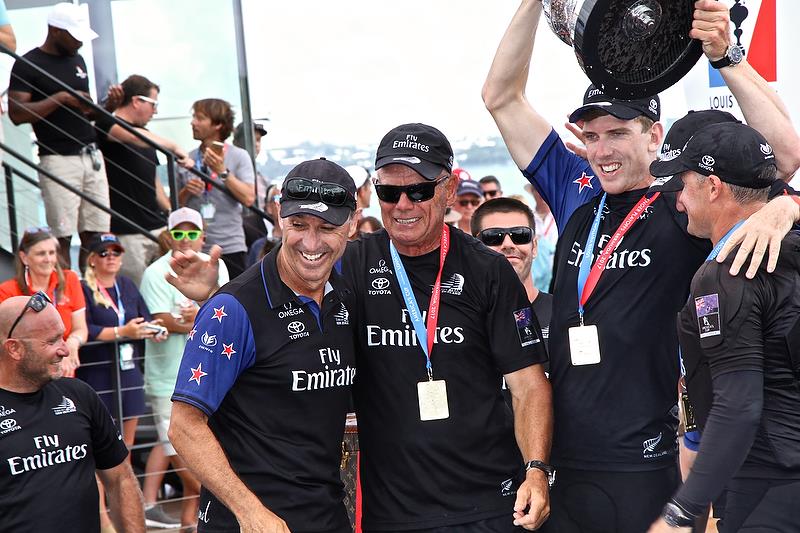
539 465 679 533
718 477 800 532
364 514 522 533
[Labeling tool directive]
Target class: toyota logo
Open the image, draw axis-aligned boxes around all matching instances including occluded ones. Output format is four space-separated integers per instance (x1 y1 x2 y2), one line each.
0 419 16 430
287 321 305 334
372 278 390 290
701 155 715 167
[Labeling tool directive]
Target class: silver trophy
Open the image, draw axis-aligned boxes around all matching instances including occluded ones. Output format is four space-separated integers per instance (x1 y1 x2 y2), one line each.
543 0 703 99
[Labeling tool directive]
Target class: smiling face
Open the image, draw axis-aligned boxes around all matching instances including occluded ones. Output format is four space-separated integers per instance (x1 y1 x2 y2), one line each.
13 305 68 387
277 213 354 295
19 238 59 281
376 164 456 256
676 171 713 239
582 114 663 194
476 211 536 283
169 222 205 255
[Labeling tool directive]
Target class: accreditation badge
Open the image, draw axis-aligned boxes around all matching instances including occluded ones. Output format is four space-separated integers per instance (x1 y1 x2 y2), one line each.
680 391 698 432
200 202 216 220
119 343 135 371
568 325 601 365
418 380 449 421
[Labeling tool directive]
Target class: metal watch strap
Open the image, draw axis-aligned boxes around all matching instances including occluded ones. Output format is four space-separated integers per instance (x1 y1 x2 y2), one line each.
661 501 695 528
524 460 556 488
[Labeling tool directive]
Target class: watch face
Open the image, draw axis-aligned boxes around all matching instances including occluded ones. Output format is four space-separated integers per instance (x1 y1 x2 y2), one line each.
728 45 744 64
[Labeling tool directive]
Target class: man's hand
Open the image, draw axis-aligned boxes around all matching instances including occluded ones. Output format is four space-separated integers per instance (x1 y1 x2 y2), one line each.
564 117 587 160
647 517 691 533
716 195 800 278
691 0 731 61
175 147 193 169
183 177 206 197
104 84 124 111
512 469 550 530
166 245 222 302
238 506 292 533
203 148 226 174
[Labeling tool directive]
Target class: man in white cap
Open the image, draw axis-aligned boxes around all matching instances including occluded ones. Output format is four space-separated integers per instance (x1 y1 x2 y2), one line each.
8 2 122 271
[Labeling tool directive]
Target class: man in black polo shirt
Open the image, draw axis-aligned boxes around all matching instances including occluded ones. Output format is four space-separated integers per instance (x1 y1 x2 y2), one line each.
8 3 122 270
646 123 800 532
0 294 144 532
169 158 358 533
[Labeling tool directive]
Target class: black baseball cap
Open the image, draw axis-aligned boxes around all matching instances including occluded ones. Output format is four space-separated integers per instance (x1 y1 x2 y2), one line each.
88 233 124 254
280 158 357 226
569 84 660 123
658 110 739 162
375 123 454 181
649 122 777 191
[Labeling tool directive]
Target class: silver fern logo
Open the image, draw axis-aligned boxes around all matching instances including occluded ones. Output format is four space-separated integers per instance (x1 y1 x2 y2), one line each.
642 432 667 459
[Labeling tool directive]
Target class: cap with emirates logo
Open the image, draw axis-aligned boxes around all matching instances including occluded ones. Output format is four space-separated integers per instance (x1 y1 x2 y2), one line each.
569 84 660 123
649 122 777 192
658 110 739 162
375 123 454 181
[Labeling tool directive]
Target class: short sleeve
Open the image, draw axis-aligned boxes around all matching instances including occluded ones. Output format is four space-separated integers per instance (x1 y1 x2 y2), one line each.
230 148 254 184
690 262 764 377
82 383 129 469
0 279 22 301
66 271 86 312
522 128 601 230
0 2 10 26
140 262 174 315
487 255 547 374
171 293 257 415
8 57 33 93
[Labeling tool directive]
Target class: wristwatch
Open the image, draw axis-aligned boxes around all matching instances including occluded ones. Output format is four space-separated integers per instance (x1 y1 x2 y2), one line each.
661 501 695 528
524 460 556 488
218 169 230 181
710 45 744 69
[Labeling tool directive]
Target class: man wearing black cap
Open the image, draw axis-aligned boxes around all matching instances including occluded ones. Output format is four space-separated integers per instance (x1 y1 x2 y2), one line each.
483 1 800 531
646 123 800 532
166 124 553 532
168 158 359 533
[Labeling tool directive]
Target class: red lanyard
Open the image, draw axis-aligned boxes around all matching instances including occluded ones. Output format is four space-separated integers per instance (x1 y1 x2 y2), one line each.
579 192 660 309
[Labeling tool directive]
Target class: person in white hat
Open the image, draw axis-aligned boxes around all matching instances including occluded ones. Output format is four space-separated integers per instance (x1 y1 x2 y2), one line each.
8 2 123 272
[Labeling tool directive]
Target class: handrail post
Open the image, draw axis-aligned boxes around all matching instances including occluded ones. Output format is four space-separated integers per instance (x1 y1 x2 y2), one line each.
4 163 17 253
167 153 179 211
110 339 124 439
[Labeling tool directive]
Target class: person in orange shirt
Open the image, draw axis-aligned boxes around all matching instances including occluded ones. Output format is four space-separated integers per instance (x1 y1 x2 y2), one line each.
0 227 87 376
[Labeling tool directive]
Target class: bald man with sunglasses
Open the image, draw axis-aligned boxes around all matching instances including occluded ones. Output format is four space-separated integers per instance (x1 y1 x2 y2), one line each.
168 124 553 532
0 293 145 532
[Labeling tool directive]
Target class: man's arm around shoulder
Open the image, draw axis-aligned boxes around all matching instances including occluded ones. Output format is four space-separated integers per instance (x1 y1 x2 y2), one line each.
169 401 291 532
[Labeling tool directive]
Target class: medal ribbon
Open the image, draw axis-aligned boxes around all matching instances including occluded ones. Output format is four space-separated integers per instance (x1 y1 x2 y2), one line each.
389 224 450 380
577 192 660 321
99 281 126 326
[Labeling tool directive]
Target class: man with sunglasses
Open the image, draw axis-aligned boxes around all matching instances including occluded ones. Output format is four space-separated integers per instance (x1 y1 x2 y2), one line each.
483 2 800 531
166 125 552 532
169 159 358 533
0 293 145 532
472 198 551 352
139 207 228 529
480 175 504 200
95 74 192 286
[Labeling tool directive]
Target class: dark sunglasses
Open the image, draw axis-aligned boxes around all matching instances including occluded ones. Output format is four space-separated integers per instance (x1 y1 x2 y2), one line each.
283 178 356 208
483 190 501 199
170 229 203 241
7 291 52 338
459 198 482 207
374 176 448 204
97 249 123 258
477 226 533 247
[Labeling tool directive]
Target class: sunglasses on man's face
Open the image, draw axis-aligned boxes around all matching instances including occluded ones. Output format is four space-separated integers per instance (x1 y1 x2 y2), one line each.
97 249 123 258
483 189 501 199
170 230 203 241
374 177 448 204
477 226 533 247
7 290 52 338
283 178 356 208
458 198 482 208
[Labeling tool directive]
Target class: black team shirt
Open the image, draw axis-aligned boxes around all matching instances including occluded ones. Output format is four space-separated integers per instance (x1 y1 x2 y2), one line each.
524 129 710 471
172 246 356 533
9 48 96 156
342 228 547 530
0 378 129 533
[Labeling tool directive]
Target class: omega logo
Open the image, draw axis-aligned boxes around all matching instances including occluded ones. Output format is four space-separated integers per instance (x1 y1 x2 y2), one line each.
372 278 390 290
287 321 305 334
